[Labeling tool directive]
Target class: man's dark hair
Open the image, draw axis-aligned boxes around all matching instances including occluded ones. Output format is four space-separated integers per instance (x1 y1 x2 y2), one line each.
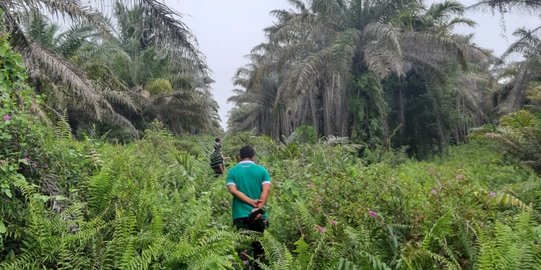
239 145 255 159
215 138 221 143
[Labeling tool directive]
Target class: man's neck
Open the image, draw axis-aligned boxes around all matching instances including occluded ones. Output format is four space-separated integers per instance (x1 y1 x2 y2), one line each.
240 158 253 163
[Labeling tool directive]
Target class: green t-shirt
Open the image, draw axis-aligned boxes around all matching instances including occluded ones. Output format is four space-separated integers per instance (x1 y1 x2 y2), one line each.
226 160 271 219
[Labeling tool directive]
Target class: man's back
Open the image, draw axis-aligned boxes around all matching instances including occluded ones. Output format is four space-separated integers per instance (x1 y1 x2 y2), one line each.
227 161 270 219
226 146 271 269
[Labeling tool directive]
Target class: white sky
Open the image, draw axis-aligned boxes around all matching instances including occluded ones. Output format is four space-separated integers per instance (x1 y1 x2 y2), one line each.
169 0 540 129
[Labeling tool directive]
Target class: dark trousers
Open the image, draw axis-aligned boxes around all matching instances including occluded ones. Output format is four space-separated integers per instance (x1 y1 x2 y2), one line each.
212 166 222 177
234 217 268 268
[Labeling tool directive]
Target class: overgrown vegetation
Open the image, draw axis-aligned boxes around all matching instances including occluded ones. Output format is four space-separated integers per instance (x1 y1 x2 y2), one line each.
3 0 541 269
3 32 541 269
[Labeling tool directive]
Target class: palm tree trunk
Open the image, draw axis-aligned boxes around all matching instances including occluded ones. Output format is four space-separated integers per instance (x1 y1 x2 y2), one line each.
309 90 319 135
321 80 332 136
398 76 405 135
428 88 447 153
500 65 528 115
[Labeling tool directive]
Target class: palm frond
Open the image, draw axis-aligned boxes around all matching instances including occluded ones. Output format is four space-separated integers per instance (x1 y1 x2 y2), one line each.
276 50 323 106
8 0 115 39
469 0 541 12
428 0 466 19
502 26 541 59
11 25 103 119
134 0 208 73
362 23 403 78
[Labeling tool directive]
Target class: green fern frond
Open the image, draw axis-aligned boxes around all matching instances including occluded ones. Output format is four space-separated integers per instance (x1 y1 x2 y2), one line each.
487 191 533 211
426 250 459 270
0 251 41 270
293 235 311 267
89 148 103 168
259 231 295 270
11 176 38 199
126 236 165 270
475 211 541 270
360 251 393 270
337 258 360 270
294 200 318 238
421 212 453 250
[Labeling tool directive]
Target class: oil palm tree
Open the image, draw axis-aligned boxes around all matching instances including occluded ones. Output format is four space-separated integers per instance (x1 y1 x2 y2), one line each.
470 0 541 115
227 63 280 136
76 3 220 135
494 25 541 114
21 12 140 136
1 0 214 135
228 0 488 154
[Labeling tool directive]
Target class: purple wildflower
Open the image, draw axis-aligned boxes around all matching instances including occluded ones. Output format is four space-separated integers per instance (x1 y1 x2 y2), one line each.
489 191 496 198
315 225 326 233
331 220 338 226
431 189 438 195
455 174 465 181
369 210 378 218
3 114 11 122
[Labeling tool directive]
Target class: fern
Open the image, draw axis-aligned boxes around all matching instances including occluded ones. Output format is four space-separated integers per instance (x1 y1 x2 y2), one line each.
480 189 533 211
475 212 541 270
293 235 311 267
294 200 318 238
0 250 41 270
89 148 103 169
87 168 114 214
11 176 39 200
258 231 295 270
361 251 393 270
337 258 361 270
51 111 72 140
421 212 453 250
126 236 165 270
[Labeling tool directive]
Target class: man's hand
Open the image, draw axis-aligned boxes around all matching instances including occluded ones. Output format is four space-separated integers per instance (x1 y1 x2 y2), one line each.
257 183 271 209
250 207 264 220
228 185 259 207
248 199 259 208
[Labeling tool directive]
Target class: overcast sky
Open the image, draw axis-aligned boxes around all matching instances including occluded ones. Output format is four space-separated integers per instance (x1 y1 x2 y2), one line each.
170 0 540 129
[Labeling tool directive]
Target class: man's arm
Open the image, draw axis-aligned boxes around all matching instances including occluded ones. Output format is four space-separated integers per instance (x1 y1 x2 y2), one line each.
257 183 271 209
227 184 258 207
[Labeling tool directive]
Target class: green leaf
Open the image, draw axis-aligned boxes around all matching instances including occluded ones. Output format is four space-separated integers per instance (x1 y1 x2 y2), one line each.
0 221 6 234
0 133 12 140
4 189 12 198
35 195 50 202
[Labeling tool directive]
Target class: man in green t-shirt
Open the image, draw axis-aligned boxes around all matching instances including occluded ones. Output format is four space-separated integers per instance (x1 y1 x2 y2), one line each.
226 145 271 268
